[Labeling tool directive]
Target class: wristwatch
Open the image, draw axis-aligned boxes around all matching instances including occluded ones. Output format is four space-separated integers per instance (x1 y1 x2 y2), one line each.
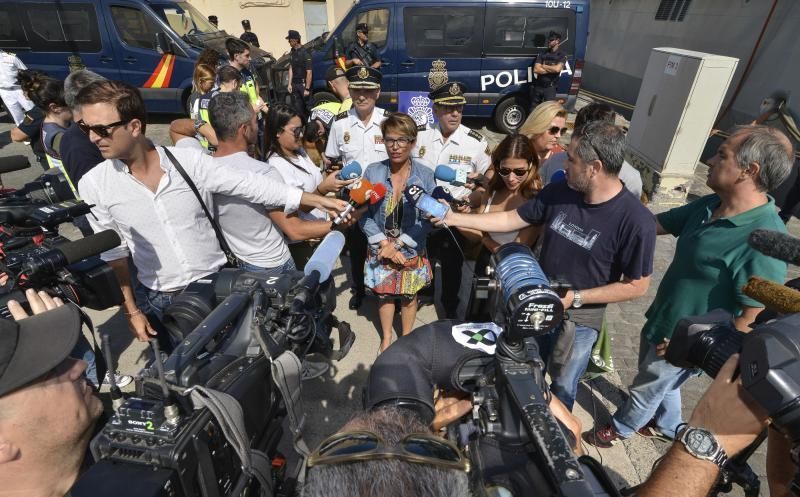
678 426 728 469
572 289 583 308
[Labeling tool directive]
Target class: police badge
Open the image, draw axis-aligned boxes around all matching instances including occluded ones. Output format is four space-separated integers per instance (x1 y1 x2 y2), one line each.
427 59 448 89
343 131 350 144
449 83 460 95
357 67 369 79
418 146 426 158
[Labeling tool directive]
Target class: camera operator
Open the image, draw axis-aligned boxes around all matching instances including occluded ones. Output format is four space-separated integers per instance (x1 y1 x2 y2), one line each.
0 290 102 497
584 125 794 447
76 80 347 350
439 120 657 411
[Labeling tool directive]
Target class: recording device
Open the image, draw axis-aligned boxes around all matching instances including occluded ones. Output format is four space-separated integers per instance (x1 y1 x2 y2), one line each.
368 242 615 497
331 178 377 226
73 232 355 497
434 164 488 188
432 185 469 207
337 161 362 181
404 184 450 219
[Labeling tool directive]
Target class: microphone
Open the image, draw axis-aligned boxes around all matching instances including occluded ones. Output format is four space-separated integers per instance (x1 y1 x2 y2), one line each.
20 229 121 275
434 165 488 188
550 169 566 184
404 184 450 219
748 229 800 266
370 183 387 205
332 179 374 226
304 230 346 283
432 185 456 203
742 276 800 314
337 161 362 180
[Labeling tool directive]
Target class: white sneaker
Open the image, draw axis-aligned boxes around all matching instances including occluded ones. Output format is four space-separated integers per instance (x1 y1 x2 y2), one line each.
103 371 133 388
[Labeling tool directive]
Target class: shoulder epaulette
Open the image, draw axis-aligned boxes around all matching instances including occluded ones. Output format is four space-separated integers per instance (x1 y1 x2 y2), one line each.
417 123 427 131
335 111 349 121
384 109 391 117
468 129 485 142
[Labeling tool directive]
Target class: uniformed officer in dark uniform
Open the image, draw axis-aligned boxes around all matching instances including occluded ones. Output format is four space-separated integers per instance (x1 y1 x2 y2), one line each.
208 15 218 28
287 29 312 119
530 31 567 109
347 23 382 70
239 20 260 47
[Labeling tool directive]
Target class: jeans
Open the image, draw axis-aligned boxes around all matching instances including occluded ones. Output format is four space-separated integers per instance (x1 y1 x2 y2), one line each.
612 336 693 439
140 286 181 353
239 257 297 275
536 324 598 411
71 334 98 386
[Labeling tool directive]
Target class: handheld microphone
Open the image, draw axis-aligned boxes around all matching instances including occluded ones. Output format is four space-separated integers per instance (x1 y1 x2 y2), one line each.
370 183 387 205
742 276 800 314
338 161 362 181
20 229 121 275
332 179 373 226
434 165 488 188
304 231 346 283
431 185 457 203
550 169 566 184
748 229 800 266
404 184 450 219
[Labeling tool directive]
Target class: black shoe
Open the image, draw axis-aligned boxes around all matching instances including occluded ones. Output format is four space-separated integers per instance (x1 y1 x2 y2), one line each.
349 291 365 310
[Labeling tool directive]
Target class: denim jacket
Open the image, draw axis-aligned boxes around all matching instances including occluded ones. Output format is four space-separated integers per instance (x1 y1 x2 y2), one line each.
359 159 437 258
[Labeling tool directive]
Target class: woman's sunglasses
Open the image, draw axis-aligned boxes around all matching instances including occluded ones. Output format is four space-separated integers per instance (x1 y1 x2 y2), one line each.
282 126 304 139
307 430 470 472
498 166 530 178
77 119 131 138
547 126 569 136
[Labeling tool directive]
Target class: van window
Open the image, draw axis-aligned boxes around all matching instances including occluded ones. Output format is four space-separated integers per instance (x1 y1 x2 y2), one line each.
111 5 163 51
154 1 218 38
340 9 390 49
404 7 482 58
484 6 575 57
0 7 27 49
25 4 102 52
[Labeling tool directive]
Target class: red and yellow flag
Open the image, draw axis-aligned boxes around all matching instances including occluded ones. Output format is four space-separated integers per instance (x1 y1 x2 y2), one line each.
143 54 175 89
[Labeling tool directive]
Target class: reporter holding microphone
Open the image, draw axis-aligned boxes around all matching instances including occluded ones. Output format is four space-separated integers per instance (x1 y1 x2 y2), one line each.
361 113 437 353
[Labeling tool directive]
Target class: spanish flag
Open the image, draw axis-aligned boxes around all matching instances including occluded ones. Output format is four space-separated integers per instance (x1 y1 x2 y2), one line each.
333 39 347 71
143 54 176 89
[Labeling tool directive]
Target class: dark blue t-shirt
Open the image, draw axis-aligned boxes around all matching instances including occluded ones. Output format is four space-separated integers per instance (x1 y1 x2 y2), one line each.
60 122 104 189
517 181 656 328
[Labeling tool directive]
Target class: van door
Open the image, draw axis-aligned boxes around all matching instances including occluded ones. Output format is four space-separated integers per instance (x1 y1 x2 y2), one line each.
1 1 120 82
394 5 484 121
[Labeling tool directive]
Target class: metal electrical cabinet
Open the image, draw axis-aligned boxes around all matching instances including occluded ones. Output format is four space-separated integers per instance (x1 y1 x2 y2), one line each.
627 48 738 185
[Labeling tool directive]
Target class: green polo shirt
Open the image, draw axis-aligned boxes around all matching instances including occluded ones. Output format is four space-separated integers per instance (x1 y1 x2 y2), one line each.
642 194 788 344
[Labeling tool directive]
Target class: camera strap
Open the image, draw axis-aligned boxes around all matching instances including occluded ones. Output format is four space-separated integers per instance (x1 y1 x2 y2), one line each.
162 147 241 268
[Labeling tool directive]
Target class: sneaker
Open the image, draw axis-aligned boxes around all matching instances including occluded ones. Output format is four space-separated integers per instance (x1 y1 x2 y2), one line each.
103 371 133 388
582 424 625 449
637 418 672 441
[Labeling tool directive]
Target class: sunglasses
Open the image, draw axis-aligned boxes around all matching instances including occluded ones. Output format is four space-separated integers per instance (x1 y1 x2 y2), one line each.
78 119 131 138
547 126 569 136
498 166 530 178
282 126 304 138
307 430 470 472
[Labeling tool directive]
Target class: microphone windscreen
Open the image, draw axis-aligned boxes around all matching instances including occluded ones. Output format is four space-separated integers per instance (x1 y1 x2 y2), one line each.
404 184 424 203
56 230 122 265
338 161 362 180
748 229 800 266
550 169 566 184
434 165 457 183
370 183 387 204
349 178 374 204
743 276 800 313
304 231 345 282
431 186 455 202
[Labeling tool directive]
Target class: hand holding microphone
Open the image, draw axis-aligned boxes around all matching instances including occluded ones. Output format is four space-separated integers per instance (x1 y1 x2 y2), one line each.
320 161 362 194
404 184 450 219
434 165 488 189
332 178 375 227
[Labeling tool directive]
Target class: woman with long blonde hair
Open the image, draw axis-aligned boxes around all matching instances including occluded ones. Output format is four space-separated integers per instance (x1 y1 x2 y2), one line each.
519 100 568 164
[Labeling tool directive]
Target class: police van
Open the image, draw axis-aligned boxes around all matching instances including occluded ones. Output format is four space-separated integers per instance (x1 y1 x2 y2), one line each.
307 0 590 133
0 0 273 113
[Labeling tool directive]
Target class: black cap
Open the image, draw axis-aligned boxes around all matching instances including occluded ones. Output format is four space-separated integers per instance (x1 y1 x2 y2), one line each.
0 304 82 397
429 81 467 106
548 31 562 41
356 23 369 33
242 19 251 28
286 29 301 40
208 15 218 24
346 65 381 89
326 65 347 82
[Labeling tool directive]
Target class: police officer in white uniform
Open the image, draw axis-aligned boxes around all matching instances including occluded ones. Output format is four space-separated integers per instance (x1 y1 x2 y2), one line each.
414 81 492 318
324 65 389 309
0 50 34 126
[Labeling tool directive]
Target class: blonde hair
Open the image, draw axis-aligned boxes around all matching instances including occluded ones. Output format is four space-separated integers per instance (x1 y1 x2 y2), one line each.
380 112 419 141
519 101 567 138
192 64 216 93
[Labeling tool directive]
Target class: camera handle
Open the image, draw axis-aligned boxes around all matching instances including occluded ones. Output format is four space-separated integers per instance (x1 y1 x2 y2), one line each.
495 336 598 497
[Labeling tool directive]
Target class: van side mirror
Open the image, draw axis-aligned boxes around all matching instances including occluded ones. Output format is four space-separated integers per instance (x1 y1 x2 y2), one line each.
156 32 172 54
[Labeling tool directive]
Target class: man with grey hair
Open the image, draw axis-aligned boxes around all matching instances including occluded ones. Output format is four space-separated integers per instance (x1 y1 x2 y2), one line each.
439 120 657 411
60 70 107 193
584 124 793 448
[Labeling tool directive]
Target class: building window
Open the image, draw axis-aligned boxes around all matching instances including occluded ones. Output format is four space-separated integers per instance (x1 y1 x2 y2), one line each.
655 0 691 21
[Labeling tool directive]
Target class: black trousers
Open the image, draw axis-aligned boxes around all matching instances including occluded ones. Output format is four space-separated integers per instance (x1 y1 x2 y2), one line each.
290 82 309 119
346 225 367 295
424 228 464 316
530 84 557 110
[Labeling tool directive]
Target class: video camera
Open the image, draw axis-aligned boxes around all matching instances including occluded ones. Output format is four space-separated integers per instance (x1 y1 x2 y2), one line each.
368 243 618 497
72 232 355 497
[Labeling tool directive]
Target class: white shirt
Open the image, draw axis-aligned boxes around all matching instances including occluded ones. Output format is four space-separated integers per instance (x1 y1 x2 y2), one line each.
325 106 389 167
267 152 326 221
214 152 292 268
79 146 303 291
0 51 26 90
414 124 491 200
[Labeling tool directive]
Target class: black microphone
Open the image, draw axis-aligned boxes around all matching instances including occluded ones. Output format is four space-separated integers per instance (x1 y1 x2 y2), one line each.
748 229 800 266
20 229 121 275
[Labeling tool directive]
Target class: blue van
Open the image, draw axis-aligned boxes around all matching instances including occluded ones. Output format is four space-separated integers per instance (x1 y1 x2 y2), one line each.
298 0 590 133
0 0 274 113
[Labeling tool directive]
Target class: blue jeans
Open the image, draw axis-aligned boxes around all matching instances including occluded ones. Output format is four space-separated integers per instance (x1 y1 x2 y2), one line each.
239 257 297 275
536 324 598 411
612 336 693 439
71 334 98 386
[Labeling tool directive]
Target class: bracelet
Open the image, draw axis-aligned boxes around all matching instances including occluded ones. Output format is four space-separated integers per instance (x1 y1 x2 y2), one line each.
125 309 143 317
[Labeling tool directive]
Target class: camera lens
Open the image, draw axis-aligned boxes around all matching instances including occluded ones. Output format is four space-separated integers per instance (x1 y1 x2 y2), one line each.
687 326 744 378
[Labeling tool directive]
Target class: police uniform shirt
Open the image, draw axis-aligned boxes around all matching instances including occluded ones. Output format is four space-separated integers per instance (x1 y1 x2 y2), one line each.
535 50 567 87
347 41 380 68
290 46 312 84
325 107 389 166
414 124 491 200
0 50 26 89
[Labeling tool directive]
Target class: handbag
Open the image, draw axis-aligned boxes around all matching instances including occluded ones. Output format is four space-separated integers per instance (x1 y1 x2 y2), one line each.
162 148 240 268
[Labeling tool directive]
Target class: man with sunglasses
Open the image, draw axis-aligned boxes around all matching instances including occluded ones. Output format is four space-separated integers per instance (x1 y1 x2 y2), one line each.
438 120 657 411
414 81 491 318
531 31 567 109
75 80 347 350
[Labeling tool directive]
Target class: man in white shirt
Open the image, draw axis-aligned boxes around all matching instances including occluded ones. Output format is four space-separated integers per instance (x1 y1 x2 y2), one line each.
76 80 346 349
0 50 34 125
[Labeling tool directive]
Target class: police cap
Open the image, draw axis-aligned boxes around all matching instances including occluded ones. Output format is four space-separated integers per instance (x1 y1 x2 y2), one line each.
346 65 381 89
429 81 467 106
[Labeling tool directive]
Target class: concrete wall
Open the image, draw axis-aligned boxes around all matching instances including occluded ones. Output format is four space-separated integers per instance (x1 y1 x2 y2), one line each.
189 0 354 58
